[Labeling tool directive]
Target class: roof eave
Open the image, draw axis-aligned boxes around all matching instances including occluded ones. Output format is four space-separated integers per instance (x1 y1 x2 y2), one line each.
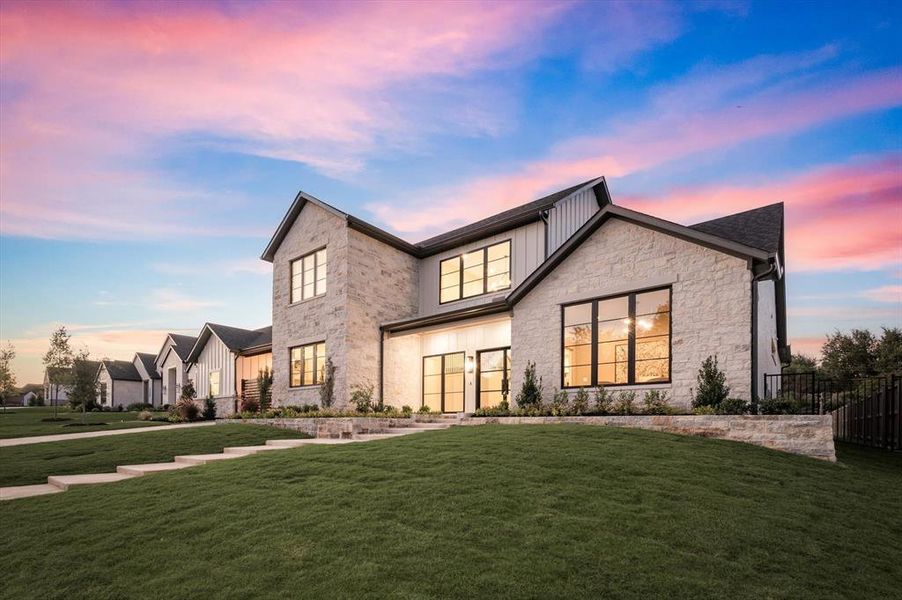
382 299 510 334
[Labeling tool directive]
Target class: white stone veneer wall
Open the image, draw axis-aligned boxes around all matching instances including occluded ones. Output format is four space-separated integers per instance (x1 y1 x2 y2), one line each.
511 218 752 410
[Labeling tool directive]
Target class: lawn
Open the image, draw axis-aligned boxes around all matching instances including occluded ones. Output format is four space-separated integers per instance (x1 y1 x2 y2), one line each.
0 424 309 487
1 426 899 599
0 406 170 438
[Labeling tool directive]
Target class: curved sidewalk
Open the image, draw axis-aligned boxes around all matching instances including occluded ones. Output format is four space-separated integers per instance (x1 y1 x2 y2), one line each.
1 421 217 448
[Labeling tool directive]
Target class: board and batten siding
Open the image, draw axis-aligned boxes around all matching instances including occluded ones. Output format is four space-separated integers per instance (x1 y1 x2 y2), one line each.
546 186 599 255
191 334 236 400
418 221 545 316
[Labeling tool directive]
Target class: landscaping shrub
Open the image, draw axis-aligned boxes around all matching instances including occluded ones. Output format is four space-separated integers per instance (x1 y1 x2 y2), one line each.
319 358 336 408
350 382 375 413
175 397 199 422
718 397 749 415
642 390 671 415
757 393 809 415
239 396 260 414
257 367 273 412
550 389 570 415
614 391 637 415
594 386 613 415
691 355 730 410
571 388 590 415
202 397 217 421
418 404 433 414
692 405 717 415
138 410 153 421
401 405 413 417
126 403 154 412
515 361 543 409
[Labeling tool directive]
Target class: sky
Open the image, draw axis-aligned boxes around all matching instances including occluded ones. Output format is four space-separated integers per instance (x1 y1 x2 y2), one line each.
0 0 900 384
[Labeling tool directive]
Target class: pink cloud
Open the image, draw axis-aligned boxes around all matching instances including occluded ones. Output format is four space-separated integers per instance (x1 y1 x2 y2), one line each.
860 285 902 304
790 336 826 359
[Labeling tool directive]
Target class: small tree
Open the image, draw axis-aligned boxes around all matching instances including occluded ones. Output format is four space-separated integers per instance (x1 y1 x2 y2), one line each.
68 348 98 420
257 366 273 411
350 382 375 413
515 361 543 409
691 355 730 410
0 343 16 411
176 381 199 421
179 380 197 404
572 387 590 415
319 358 336 408
202 396 217 420
594 385 613 415
43 326 73 417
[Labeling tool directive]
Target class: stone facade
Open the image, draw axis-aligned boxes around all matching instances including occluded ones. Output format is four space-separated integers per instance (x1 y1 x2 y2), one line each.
511 218 752 410
457 415 836 461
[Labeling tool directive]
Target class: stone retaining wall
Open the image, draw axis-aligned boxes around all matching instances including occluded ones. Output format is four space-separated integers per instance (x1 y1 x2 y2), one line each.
220 417 411 439
457 415 836 461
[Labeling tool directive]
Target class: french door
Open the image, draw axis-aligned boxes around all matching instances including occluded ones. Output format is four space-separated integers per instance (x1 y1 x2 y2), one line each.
422 352 465 413
477 347 511 409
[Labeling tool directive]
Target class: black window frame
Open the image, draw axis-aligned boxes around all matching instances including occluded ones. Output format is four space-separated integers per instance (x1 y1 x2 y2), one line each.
560 286 672 389
289 341 327 388
422 351 466 412
438 240 511 305
289 246 327 304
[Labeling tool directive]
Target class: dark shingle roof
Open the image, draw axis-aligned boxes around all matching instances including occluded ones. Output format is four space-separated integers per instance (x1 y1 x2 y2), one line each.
689 203 783 254
101 360 142 381
135 352 160 380
208 324 272 353
168 333 198 361
46 362 101 384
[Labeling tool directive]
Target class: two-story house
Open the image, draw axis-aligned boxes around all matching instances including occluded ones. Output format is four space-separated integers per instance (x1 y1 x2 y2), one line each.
262 176 788 412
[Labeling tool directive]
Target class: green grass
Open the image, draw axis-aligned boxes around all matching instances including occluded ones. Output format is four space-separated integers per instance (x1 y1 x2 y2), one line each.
0 406 170 438
1 426 900 599
0 424 309 487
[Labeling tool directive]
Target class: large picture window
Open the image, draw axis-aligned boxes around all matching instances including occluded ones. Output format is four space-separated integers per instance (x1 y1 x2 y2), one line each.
290 248 327 303
290 342 327 387
562 288 671 388
439 240 510 304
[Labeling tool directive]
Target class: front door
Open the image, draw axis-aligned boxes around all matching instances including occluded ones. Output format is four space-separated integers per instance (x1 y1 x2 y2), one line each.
477 347 511 409
422 352 465 413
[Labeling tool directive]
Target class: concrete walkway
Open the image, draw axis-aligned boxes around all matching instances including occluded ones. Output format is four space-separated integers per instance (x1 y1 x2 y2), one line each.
0 421 451 501
1 421 217 448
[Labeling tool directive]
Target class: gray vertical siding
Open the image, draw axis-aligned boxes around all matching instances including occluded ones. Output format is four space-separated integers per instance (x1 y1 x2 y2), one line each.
192 334 236 400
418 220 545 315
546 187 598 255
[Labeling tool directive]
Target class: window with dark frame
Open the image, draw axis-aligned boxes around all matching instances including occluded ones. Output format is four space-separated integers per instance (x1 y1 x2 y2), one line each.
290 341 327 387
439 240 510 304
290 248 327 303
562 287 671 388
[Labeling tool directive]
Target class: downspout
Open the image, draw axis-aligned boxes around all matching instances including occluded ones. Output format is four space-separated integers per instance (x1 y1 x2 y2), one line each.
540 209 550 259
234 353 239 414
750 260 777 412
379 328 385 410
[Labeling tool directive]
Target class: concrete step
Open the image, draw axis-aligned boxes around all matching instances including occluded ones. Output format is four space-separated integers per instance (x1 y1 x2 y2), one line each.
222 445 283 455
408 422 451 429
265 439 317 447
1 483 65 501
354 432 420 441
116 462 195 476
174 453 242 466
48 472 137 491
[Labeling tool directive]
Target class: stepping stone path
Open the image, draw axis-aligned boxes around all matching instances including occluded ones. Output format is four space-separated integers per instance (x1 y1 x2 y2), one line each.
1 419 453 501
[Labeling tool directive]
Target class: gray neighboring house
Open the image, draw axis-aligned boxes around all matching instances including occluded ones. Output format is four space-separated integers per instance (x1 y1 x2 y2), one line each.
262 176 788 412
133 352 162 407
43 363 101 406
154 333 197 406
95 360 144 409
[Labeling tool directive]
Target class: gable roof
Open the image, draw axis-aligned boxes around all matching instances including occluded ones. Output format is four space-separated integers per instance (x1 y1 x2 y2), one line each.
100 360 142 382
134 352 161 380
186 323 272 363
154 332 198 367
689 202 784 254
45 362 101 385
261 177 611 262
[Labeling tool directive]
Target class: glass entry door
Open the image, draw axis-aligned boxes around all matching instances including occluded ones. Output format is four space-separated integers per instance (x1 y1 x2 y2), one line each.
477 347 511 409
423 352 465 413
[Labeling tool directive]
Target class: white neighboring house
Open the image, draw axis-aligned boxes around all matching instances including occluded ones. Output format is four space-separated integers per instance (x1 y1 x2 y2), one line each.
186 323 273 416
95 360 144 409
43 363 100 406
133 352 162 407
154 333 197 407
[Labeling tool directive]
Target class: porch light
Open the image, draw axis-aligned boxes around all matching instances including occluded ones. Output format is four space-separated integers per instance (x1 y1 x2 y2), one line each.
466 355 475 373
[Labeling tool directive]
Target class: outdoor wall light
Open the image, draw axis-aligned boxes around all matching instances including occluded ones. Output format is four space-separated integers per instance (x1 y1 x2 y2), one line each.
466 355 475 373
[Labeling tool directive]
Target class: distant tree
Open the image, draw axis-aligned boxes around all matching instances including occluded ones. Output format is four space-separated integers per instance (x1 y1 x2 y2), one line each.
68 348 98 420
875 327 902 377
783 353 819 375
43 326 73 417
0 343 16 410
820 329 878 385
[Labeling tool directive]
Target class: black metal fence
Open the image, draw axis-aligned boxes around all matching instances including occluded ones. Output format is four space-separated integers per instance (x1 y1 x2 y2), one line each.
762 372 901 450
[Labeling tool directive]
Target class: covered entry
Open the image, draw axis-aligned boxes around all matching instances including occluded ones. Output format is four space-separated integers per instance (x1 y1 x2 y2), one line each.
423 352 465 413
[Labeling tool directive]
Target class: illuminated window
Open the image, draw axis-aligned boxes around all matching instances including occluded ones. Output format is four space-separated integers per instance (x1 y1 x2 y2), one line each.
290 248 327 303
209 370 221 396
439 240 510 304
290 342 327 387
561 288 671 387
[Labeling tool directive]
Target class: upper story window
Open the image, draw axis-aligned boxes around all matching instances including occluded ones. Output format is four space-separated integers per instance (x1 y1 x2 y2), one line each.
439 240 511 304
291 248 327 303
562 287 671 388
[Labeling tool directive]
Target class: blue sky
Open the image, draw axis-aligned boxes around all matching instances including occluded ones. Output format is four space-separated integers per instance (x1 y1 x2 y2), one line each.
0 0 900 383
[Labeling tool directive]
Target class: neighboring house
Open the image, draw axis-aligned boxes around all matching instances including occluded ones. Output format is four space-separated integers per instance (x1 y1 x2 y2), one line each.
262 176 788 412
43 364 100 406
95 360 144 408
133 352 162 406
22 391 38 406
185 324 273 415
154 333 197 406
